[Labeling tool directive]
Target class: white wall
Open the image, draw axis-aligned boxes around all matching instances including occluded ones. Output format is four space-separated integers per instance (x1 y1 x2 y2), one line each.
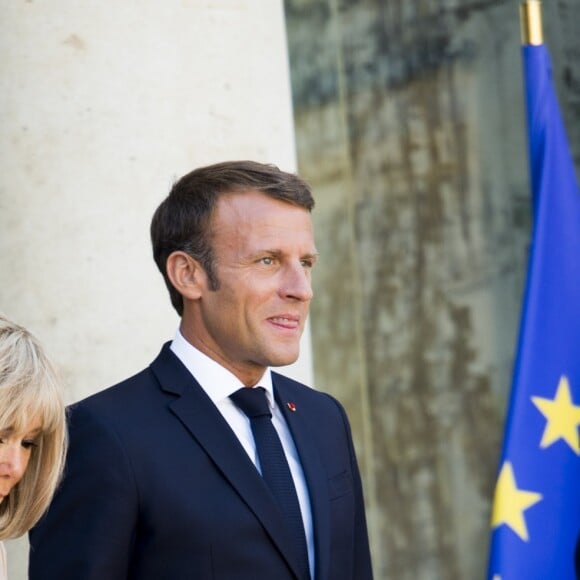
0 2 312 577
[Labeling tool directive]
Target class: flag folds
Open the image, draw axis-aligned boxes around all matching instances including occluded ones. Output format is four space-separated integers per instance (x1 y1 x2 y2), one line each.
487 44 580 579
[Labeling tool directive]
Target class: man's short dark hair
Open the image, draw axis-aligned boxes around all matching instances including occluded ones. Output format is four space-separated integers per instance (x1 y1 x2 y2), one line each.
150 160 315 316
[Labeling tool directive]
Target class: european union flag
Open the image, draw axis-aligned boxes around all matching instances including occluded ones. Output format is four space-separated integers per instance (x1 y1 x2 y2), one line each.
486 42 580 579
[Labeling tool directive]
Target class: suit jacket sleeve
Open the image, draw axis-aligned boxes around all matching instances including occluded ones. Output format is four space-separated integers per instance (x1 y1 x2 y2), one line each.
29 402 139 580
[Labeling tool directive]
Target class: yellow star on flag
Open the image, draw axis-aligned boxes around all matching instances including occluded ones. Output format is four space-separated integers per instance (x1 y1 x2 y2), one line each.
532 375 580 454
491 461 542 541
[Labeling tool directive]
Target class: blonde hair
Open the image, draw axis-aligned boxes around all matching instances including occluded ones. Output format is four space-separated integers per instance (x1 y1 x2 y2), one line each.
0 315 67 540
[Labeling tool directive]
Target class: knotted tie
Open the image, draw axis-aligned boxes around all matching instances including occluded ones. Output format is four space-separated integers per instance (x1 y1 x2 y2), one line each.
230 387 310 580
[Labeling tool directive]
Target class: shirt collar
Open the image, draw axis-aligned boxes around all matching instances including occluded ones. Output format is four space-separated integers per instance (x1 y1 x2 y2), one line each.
169 329 274 408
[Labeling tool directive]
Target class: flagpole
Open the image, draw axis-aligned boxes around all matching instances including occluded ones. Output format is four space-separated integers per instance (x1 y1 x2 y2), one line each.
519 0 543 46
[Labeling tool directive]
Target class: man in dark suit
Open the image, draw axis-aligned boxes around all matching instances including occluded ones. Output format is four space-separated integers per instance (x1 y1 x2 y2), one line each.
29 160 373 580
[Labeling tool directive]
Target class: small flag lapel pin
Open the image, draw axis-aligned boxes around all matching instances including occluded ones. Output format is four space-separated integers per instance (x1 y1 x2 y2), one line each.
287 402 297 412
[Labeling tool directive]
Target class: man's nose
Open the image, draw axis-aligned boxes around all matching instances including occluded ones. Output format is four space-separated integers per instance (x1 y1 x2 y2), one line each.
281 263 313 301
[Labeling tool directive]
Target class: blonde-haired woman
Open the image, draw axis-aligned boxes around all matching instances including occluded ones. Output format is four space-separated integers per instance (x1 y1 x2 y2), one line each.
0 315 67 579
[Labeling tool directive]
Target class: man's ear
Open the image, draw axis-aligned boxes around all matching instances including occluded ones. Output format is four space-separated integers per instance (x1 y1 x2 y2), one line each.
166 251 206 301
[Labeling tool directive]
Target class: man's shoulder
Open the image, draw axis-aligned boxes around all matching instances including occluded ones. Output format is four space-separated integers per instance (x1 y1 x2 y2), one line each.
69 366 156 415
69 342 177 413
272 371 344 411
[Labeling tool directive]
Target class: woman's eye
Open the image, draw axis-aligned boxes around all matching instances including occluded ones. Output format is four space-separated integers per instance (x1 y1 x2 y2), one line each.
22 439 38 450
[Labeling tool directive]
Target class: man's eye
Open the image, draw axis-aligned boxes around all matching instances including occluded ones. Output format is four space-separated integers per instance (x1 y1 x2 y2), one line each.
260 257 274 265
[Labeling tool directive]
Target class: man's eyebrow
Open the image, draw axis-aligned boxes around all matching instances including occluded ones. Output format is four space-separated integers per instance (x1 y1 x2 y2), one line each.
249 249 319 260
300 251 319 263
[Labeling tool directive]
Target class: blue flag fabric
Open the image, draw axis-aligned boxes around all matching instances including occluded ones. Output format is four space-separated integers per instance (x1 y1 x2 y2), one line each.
487 45 580 579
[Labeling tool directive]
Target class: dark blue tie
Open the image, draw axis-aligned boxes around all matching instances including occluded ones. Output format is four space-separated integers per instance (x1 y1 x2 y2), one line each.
230 387 310 580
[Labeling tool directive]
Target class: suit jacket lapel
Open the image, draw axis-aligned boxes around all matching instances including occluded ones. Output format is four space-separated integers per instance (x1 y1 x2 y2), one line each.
274 376 331 580
150 345 302 579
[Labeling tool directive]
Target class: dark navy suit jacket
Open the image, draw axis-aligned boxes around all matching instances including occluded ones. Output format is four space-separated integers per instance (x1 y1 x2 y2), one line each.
29 343 373 580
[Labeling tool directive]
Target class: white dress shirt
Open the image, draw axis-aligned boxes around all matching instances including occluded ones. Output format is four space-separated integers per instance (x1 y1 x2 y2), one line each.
170 330 315 577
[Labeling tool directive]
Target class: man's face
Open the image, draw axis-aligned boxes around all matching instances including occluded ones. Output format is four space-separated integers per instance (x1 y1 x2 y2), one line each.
187 190 317 384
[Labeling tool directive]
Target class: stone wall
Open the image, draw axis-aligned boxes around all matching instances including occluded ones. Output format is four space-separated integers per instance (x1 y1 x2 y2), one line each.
284 0 580 578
